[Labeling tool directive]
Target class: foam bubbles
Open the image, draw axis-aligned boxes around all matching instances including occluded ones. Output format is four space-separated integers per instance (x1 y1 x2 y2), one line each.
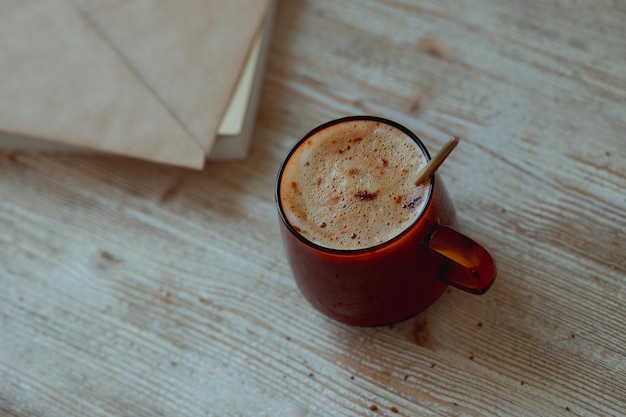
280 119 429 250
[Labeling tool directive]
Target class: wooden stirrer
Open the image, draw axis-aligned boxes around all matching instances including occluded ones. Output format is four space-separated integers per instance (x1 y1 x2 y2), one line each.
414 136 460 185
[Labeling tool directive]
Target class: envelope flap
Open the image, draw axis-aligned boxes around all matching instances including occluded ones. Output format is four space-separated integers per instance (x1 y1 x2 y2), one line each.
0 0 206 169
79 0 272 153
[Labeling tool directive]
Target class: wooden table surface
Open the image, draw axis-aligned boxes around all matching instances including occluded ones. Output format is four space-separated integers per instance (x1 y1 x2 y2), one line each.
1 1 625 416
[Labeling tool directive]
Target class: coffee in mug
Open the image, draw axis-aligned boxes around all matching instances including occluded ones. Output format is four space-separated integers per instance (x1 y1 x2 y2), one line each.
276 116 496 326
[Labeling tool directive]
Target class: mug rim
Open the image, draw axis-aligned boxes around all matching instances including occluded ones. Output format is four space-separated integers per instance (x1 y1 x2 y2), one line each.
275 115 435 255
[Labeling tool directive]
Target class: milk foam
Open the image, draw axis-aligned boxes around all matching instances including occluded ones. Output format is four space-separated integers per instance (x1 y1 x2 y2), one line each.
280 119 430 250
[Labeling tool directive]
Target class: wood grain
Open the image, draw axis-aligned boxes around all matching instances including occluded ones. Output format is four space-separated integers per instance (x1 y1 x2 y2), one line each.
1 0 625 416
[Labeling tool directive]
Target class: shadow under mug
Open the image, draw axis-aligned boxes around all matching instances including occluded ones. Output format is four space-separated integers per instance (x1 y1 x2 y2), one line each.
276 116 496 326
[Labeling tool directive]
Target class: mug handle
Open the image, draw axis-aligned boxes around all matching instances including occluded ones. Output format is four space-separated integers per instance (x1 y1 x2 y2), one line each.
426 225 497 294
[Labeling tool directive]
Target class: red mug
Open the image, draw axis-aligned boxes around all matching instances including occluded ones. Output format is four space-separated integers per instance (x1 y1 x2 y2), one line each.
276 116 496 326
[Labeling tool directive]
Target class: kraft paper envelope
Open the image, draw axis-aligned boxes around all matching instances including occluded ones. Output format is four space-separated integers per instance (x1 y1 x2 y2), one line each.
0 0 271 169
